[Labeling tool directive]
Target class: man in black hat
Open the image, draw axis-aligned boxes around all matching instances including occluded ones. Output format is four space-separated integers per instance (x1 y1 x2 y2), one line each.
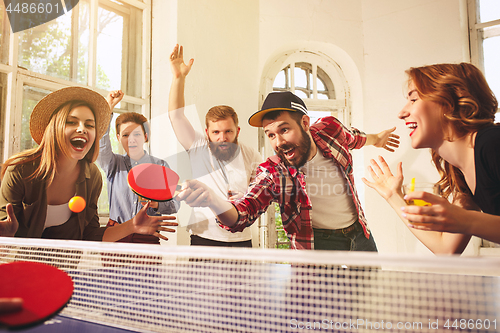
179 91 399 250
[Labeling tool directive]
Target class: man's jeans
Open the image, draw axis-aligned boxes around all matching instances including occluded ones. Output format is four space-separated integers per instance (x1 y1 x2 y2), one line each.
313 221 378 251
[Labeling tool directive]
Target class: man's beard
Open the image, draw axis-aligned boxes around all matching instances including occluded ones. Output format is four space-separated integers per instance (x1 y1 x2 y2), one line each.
276 126 312 168
209 136 239 162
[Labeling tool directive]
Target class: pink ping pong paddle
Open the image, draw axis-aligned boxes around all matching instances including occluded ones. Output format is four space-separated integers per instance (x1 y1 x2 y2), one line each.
127 163 182 202
0 261 74 328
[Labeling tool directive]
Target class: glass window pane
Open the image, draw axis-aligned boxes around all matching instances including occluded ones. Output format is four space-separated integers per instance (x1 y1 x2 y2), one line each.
496 112 500 123
18 14 73 80
294 90 308 99
483 35 500 101
96 6 124 91
273 71 286 89
294 67 307 89
108 112 121 151
97 166 110 216
308 110 332 124
317 77 325 91
21 86 51 151
317 93 329 100
274 203 290 249
317 66 334 99
97 113 120 216
479 0 500 23
77 0 90 85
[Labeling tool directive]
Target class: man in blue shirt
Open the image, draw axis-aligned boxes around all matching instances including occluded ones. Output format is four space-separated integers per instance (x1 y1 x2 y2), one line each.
98 90 179 243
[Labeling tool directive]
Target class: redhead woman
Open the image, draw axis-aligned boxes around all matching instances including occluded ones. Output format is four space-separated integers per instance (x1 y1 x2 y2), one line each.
363 63 499 254
0 87 177 241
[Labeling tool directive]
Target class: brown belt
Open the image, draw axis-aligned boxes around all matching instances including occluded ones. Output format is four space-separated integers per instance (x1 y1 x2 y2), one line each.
315 223 357 235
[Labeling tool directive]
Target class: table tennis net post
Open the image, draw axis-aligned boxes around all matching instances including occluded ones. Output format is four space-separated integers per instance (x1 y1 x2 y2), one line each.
1 237 500 333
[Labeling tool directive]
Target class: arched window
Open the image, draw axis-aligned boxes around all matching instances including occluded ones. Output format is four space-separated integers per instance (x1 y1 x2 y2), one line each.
272 61 343 125
273 62 335 100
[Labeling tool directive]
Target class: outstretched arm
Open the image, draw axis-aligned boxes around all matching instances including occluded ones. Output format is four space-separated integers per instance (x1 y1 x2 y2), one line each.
362 156 470 254
168 44 196 150
177 180 239 228
102 202 178 242
365 127 400 152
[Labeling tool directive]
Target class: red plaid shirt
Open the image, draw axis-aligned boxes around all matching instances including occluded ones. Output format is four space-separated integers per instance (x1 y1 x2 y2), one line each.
221 117 370 250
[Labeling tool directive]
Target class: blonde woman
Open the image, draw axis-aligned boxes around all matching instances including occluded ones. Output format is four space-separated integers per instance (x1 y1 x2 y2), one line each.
0 87 177 241
363 63 499 254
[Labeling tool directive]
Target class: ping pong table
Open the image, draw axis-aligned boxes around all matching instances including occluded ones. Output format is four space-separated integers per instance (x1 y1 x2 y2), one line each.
1 239 500 333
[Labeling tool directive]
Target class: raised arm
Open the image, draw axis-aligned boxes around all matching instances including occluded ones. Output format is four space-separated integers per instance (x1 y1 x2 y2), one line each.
362 156 470 254
168 44 196 150
365 127 400 152
97 90 124 174
107 90 124 110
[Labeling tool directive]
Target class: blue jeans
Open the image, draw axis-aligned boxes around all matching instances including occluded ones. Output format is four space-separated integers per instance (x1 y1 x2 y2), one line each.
313 221 378 251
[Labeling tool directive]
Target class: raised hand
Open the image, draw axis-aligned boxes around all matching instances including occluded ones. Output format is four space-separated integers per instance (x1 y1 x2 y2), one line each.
170 44 194 79
132 202 178 241
107 90 124 111
373 127 400 152
362 155 404 200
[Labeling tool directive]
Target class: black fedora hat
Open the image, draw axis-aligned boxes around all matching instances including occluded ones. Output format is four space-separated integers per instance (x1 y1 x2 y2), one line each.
248 91 308 127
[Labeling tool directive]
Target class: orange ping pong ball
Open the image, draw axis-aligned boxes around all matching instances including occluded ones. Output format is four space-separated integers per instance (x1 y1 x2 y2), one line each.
68 196 86 213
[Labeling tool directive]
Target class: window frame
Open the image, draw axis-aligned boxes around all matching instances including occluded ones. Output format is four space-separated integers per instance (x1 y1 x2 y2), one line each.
468 0 500 70
468 0 500 117
468 0 500 250
0 0 151 222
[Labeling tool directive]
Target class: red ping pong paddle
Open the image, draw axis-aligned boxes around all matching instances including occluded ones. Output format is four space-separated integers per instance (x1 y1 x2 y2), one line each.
127 163 182 202
0 261 74 328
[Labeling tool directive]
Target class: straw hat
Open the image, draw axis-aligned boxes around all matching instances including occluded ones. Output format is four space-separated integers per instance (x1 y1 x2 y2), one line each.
30 86 111 145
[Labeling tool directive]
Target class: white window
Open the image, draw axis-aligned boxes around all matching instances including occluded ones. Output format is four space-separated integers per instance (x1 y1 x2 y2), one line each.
0 0 151 220
468 0 500 250
468 0 500 122
259 50 351 249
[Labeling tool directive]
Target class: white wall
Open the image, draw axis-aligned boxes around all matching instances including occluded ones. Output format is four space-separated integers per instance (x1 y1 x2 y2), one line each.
361 0 473 254
151 0 477 253
151 0 261 245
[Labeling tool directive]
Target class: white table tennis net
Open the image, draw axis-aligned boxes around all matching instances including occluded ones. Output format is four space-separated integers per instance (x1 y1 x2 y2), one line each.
1 238 499 333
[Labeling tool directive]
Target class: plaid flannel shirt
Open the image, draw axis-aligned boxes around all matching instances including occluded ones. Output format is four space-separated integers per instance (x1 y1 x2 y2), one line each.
222 116 370 250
